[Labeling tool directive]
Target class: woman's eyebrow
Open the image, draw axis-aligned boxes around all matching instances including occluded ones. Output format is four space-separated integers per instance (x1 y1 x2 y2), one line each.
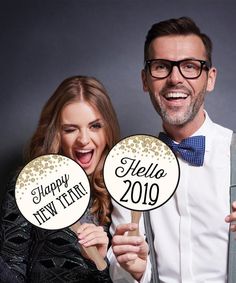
88 118 103 126
61 123 78 128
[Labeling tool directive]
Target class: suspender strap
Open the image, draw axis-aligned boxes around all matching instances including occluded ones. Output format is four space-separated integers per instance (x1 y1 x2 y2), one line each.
143 211 160 283
228 132 236 283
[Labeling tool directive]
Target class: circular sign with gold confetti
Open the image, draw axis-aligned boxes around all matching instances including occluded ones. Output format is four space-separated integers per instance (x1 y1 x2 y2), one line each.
103 134 180 211
15 154 90 230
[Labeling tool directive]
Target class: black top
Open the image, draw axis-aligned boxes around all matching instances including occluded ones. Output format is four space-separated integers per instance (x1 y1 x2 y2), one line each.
0 177 112 283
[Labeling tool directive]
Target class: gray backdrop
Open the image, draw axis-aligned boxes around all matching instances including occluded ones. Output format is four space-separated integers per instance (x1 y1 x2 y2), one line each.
1 0 236 204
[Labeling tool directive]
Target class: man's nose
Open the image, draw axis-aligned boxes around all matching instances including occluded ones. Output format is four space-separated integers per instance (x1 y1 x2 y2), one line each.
167 66 184 84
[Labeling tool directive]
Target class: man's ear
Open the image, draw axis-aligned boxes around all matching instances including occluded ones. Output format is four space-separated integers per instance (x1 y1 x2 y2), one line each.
141 69 148 92
206 67 217 92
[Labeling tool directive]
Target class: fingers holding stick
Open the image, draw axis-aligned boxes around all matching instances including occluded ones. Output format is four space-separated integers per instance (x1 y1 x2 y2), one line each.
70 221 107 271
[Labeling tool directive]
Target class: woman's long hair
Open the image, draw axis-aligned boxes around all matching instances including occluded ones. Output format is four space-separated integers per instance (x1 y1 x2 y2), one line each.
25 76 120 225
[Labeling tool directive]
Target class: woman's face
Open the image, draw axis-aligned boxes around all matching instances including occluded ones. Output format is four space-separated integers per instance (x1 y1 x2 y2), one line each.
60 100 107 176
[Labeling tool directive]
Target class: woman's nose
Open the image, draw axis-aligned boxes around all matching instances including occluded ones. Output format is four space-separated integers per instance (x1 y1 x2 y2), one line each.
77 130 90 145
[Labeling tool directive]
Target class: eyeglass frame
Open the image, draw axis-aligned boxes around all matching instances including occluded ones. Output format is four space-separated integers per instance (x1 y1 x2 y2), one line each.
145 58 211 80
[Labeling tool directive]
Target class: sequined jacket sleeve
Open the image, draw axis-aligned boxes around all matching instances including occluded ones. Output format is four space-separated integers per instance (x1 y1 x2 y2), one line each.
0 177 33 282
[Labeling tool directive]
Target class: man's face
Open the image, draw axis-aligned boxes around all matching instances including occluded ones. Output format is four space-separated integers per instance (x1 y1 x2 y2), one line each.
142 34 216 129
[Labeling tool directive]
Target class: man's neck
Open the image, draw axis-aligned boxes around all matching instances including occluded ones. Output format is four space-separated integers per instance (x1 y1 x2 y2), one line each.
163 112 206 142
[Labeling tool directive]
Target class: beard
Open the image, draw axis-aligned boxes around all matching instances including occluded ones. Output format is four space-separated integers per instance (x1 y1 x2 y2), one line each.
149 84 207 126
159 105 199 125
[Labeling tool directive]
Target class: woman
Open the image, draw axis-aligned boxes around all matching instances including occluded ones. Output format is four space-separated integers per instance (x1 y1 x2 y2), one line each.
0 76 120 282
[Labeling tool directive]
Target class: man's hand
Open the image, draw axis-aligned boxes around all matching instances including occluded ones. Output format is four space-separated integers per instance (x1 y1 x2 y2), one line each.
112 223 148 281
225 201 236 232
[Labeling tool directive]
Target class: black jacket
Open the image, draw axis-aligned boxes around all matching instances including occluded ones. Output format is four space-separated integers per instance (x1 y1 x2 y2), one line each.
0 177 112 283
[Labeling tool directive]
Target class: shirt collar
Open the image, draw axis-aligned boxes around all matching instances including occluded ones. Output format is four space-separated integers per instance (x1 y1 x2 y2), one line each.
189 111 213 152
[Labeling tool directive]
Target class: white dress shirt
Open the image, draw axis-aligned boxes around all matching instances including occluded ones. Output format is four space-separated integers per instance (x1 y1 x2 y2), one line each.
108 112 233 283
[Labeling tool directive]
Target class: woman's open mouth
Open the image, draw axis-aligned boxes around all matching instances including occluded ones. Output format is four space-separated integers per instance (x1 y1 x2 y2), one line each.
75 149 94 169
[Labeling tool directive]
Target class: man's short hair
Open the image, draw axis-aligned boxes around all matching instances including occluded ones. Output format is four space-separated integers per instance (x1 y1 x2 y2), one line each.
144 17 212 66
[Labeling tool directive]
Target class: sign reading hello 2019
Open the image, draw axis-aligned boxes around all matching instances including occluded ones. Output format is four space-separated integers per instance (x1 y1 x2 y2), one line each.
103 135 180 211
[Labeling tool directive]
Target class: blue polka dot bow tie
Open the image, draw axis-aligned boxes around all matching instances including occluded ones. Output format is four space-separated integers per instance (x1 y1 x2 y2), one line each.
158 132 205 166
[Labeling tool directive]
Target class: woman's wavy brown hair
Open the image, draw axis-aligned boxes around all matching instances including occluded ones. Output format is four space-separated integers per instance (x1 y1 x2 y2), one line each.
25 76 120 225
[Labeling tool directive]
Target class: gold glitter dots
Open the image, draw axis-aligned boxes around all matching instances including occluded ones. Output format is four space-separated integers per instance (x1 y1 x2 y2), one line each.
114 135 175 162
16 155 70 192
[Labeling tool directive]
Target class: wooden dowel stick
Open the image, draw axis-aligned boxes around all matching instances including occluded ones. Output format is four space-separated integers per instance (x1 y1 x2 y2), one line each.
128 211 142 236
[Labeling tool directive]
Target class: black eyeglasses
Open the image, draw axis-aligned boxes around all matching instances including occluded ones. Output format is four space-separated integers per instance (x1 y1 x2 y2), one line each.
145 59 211 79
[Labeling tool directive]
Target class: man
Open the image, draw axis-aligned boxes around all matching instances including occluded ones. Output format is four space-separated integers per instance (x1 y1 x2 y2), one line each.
108 17 235 282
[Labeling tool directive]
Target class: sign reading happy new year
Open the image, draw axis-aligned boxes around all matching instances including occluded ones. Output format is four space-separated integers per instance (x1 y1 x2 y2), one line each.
103 134 180 211
15 154 90 230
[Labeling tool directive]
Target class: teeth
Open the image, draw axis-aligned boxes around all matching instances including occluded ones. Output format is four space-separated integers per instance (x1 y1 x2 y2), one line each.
165 92 188 99
76 149 93 153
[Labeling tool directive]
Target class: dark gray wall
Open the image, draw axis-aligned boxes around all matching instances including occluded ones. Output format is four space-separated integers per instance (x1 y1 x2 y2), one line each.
1 0 236 203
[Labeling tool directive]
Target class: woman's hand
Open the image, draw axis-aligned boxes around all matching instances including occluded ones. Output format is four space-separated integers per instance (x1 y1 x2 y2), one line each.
73 223 109 259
